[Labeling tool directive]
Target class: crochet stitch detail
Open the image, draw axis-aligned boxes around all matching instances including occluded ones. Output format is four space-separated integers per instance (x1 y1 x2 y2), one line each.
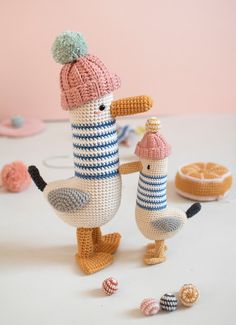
48 188 90 212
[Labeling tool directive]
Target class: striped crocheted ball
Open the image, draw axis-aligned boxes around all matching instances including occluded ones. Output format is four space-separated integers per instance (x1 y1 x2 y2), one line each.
160 293 178 312
140 298 160 316
102 277 118 295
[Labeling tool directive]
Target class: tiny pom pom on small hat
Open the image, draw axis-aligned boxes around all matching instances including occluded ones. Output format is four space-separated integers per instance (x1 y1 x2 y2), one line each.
51 31 121 110
135 117 171 160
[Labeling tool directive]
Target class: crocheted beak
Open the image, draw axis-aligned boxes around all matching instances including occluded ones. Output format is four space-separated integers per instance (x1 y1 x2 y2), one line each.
110 96 153 118
119 161 143 175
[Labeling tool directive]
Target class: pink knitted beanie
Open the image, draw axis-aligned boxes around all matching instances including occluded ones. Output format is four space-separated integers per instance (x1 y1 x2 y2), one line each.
52 31 121 110
135 117 171 160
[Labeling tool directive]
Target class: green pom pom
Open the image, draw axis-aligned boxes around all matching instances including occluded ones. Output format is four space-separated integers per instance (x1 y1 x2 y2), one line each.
52 31 88 64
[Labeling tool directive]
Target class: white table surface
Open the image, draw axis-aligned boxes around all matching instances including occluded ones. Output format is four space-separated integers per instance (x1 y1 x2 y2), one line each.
0 115 236 325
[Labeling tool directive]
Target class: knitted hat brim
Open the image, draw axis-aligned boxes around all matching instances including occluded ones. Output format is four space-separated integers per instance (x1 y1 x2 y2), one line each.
135 145 171 160
61 73 121 110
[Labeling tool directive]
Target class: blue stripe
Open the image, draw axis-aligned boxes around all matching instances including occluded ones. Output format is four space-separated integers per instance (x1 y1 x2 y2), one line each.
73 139 118 150
137 188 166 199
137 195 167 205
140 173 167 180
139 177 167 187
71 120 115 130
74 158 119 170
138 183 166 193
137 202 167 211
73 149 119 161
72 129 116 140
75 170 118 180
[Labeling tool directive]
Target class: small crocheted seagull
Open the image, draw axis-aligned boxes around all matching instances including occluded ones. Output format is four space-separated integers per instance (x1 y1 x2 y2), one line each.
28 31 153 274
119 117 201 265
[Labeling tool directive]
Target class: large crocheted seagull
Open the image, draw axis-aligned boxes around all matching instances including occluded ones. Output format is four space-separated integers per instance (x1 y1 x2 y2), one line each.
28 31 153 275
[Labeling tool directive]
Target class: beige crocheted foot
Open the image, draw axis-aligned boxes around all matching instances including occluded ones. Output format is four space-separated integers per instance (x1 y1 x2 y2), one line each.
146 243 167 254
144 254 166 265
95 233 121 254
144 240 166 265
75 252 113 275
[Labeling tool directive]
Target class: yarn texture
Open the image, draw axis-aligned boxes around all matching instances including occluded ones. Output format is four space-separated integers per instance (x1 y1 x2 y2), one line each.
175 162 232 201
119 117 201 265
102 277 118 295
140 298 160 316
29 30 152 275
1 161 31 192
160 293 178 312
52 31 88 64
179 284 200 307
52 31 122 110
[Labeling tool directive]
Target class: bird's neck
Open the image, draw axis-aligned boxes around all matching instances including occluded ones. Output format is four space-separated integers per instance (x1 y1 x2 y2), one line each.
136 159 168 211
70 117 119 180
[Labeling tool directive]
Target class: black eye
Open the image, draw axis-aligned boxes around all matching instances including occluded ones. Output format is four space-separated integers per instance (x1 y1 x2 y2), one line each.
99 104 106 111
147 165 151 170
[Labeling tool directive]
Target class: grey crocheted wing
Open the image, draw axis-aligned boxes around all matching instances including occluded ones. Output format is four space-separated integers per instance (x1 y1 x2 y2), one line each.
151 217 183 233
47 188 90 213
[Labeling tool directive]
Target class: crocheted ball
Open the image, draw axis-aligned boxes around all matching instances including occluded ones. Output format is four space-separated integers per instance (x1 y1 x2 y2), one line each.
11 115 24 128
52 31 88 64
145 117 161 133
1 161 31 192
179 284 200 307
102 277 118 295
160 293 178 312
140 298 160 316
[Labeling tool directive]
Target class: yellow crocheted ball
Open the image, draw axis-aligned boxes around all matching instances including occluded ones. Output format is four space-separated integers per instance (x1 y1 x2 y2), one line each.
179 284 200 307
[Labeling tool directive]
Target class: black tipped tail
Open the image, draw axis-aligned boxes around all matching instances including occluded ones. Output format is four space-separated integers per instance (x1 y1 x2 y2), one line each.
28 165 47 192
186 202 201 219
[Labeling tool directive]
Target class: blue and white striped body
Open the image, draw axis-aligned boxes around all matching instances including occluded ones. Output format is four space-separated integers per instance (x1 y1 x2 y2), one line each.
136 173 167 211
44 93 122 228
135 158 186 240
72 119 119 180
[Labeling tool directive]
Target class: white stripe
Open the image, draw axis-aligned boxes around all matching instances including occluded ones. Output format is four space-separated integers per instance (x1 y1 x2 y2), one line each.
140 174 167 184
74 155 119 167
136 197 167 209
137 191 167 203
72 131 117 146
74 162 119 176
138 186 166 197
72 123 116 136
73 143 118 156
138 179 166 191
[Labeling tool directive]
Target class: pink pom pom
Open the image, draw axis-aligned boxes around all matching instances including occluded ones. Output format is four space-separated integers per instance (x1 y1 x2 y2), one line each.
1 161 31 192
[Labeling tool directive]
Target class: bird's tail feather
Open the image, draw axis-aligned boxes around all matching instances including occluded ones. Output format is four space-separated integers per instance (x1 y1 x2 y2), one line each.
186 202 201 218
28 165 47 192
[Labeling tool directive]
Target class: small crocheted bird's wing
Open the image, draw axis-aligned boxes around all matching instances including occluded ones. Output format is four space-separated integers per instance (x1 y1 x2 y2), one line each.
151 217 183 233
47 188 90 213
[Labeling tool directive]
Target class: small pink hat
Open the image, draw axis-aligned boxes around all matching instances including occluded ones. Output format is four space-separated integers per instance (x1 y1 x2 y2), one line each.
52 31 121 110
135 117 171 160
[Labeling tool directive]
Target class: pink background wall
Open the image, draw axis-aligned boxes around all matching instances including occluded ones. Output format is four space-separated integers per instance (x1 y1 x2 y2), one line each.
0 0 235 120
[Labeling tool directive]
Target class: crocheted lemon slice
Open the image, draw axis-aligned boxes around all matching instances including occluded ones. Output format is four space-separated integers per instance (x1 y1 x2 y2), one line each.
175 162 232 201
